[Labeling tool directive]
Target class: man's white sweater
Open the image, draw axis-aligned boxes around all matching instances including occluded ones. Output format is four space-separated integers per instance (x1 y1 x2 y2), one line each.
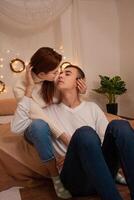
11 96 108 157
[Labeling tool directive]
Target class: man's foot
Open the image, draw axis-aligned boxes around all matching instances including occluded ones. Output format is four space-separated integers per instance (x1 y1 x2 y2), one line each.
52 176 72 199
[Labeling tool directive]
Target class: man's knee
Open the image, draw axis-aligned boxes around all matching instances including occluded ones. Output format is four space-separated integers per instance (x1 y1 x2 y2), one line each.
108 119 130 130
72 126 101 147
107 119 131 138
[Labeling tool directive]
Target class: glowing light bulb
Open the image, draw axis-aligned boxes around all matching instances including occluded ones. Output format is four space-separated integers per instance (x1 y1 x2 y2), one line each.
0 64 3 68
59 45 63 50
60 62 71 70
3 89 7 93
0 75 4 79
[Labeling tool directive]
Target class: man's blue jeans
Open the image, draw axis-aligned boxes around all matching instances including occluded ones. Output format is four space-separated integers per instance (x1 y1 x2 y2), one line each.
24 119 134 200
60 120 134 200
24 119 55 162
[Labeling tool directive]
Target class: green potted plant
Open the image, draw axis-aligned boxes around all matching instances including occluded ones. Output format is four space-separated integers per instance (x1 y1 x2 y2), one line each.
93 75 127 115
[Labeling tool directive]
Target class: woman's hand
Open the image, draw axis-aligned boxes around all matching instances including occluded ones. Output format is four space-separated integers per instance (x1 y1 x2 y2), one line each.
25 64 35 97
77 78 87 94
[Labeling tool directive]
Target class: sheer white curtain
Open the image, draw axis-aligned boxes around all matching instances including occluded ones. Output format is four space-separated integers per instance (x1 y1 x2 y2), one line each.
0 0 72 31
71 0 83 67
0 0 85 99
0 0 74 98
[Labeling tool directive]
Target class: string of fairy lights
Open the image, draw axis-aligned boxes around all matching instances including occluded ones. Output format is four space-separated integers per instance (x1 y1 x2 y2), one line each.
0 57 5 94
0 49 25 94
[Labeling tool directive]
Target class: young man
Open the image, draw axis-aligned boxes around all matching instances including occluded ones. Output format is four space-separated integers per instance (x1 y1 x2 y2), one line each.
11 65 134 200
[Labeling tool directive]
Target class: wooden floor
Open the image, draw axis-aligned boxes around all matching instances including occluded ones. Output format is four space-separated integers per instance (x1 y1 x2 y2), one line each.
20 179 131 200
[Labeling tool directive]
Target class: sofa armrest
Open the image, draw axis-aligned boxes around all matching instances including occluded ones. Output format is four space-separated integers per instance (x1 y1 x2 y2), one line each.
105 113 121 122
105 112 134 128
0 98 17 116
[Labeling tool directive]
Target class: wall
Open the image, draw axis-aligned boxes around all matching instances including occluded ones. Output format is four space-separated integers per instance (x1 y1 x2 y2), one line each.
117 0 134 118
0 25 57 98
75 0 120 111
0 14 67 99
0 0 133 117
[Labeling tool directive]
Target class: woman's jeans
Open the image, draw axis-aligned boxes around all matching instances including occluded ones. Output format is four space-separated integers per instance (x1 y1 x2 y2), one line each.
60 120 134 200
24 119 55 162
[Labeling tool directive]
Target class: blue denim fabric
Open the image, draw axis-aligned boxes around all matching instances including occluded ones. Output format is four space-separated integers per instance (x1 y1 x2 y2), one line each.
24 119 55 162
60 120 134 200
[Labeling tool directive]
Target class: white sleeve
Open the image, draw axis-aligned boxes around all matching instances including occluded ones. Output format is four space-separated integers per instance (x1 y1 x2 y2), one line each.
13 74 26 102
93 103 109 143
11 96 32 134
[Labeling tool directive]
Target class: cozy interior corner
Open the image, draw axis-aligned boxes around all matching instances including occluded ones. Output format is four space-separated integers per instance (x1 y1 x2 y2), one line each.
0 98 134 200
0 0 134 200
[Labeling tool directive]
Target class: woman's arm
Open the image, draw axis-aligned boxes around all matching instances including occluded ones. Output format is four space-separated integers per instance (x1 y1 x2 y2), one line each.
13 65 35 101
11 96 32 134
11 66 35 133
11 95 71 147
12 66 71 145
29 99 71 141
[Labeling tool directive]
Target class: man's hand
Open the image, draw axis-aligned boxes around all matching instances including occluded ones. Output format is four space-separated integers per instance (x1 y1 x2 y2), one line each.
58 132 71 146
56 155 65 169
77 78 87 94
25 64 35 97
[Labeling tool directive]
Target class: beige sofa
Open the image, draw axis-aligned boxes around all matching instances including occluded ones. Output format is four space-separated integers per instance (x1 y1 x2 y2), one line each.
0 98 134 191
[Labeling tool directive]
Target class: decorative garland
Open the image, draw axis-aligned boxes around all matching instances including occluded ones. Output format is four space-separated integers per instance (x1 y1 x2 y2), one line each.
0 80 5 93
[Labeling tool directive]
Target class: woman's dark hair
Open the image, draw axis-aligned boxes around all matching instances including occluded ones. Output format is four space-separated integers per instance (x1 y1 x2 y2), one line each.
30 47 62 74
30 47 62 104
65 64 85 79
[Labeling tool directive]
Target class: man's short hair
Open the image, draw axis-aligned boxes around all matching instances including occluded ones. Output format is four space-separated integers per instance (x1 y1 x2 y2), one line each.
65 64 85 79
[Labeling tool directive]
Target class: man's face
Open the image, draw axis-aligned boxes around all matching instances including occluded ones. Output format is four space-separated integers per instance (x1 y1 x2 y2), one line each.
56 67 78 91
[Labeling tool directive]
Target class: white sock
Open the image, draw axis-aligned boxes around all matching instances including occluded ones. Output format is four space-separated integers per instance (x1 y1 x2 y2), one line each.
52 176 72 199
116 173 127 185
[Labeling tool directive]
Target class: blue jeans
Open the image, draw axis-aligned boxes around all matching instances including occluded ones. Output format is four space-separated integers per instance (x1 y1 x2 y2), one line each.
60 120 134 200
24 119 55 162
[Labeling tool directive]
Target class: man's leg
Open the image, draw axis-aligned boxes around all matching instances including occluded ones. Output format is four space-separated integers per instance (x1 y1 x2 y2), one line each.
60 126 123 200
24 119 71 199
102 120 134 200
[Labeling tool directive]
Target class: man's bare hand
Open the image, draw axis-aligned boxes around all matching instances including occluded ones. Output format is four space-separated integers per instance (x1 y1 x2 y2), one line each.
58 132 71 146
77 78 87 94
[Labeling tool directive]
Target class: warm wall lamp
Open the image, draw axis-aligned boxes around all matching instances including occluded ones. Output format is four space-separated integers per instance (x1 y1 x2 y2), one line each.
10 58 25 73
0 80 5 93
60 61 71 71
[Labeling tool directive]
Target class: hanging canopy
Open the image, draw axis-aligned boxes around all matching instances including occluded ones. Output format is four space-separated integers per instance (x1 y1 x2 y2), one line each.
0 0 72 31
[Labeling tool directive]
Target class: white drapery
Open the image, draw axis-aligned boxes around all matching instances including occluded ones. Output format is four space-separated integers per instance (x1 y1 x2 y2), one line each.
0 0 83 99
0 0 72 31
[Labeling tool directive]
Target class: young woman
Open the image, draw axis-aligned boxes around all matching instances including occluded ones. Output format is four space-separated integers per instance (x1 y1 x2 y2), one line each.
12 47 86 199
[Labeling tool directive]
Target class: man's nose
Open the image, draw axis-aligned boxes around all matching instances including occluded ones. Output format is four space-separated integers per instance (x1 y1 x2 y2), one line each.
59 72 64 78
